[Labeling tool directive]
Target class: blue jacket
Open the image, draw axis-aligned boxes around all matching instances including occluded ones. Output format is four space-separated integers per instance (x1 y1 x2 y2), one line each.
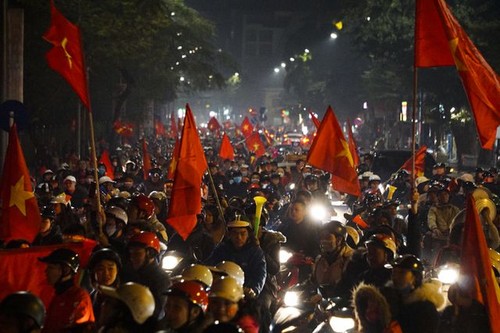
205 240 267 295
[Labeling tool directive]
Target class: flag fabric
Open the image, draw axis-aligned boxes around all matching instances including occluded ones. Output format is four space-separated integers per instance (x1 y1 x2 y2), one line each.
154 116 166 138
43 0 90 110
246 132 266 158
241 117 254 137
0 240 97 309
219 133 235 161
309 110 321 129
167 138 180 180
170 111 178 139
167 104 208 240
461 195 500 333
415 0 500 149
0 124 41 243
142 138 152 181
207 117 221 132
98 149 114 180
307 106 361 197
400 145 427 177
347 118 360 168
113 120 134 137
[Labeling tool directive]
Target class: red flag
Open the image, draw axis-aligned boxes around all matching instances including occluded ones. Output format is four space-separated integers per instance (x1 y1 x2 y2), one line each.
170 111 178 138
415 0 500 149
207 117 221 132
142 138 152 181
241 117 254 137
154 117 166 138
347 119 360 168
400 145 427 177
0 124 41 243
167 104 208 240
98 149 114 179
246 132 266 158
219 133 235 161
307 106 360 197
113 120 134 137
43 0 90 110
167 138 180 180
309 110 321 129
0 240 96 309
461 195 500 333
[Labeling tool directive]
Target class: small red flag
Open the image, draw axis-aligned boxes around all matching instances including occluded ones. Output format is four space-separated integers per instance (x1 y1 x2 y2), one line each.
415 0 500 149
309 110 321 129
98 149 114 180
207 117 221 132
347 118 360 168
241 117 254 137
400 145 427 177
113 120 134 137
0 124 41 243
461 195 500 333
43 0 90 110
142 138 152 181
219 133 235 161
307 106 360 197
170 111 178 139
246 132 266 158
167 104 208 240
167 138 180 180
154 117 166 138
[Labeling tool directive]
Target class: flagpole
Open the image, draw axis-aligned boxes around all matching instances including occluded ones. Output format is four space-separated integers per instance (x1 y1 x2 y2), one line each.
206 167 227 227
87 105 103 237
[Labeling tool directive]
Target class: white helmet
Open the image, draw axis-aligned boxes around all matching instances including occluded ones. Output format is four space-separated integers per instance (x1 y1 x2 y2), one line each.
105 206 128 225
182 264 214 288
149 191 167 201
368 174 381 182
209 276 244 303
214 261 245 286
99 282 154 324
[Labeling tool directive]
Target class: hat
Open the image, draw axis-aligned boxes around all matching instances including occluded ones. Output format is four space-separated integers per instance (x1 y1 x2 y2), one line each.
458 173 474 183
59 163 70 170
99 176 115 184
43 169 54 175
433 163 446 169
240 164 249 169
63 175 76 183
227 219 251 229
362 171 373 179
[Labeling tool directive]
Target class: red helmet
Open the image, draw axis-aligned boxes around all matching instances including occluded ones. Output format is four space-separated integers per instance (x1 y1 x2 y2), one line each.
131 194 155 218
167 281 209 312
128 231 160 254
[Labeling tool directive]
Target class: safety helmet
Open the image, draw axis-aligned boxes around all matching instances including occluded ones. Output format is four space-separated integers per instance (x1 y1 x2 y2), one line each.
106 196 130 211
321 221 347 239
0 291 46 328
304 174 319 184
166 281 209 312
365 233 397 259
40 206 56 220
390 255 424 275
99 282 155 324
345 225 360 247
368 174 381 182
38 248 80 274
181 264 214 288
105 206 128 225
88 248 122 271
489 248 500 276
148 191 167 202
209 276 244 303
214 261 245 286
363 193 383 207
130 194 155 218
128 231 161 254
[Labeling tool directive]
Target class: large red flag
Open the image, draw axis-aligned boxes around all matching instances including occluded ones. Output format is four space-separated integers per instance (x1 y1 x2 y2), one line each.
461 195 500 333
167 104 208 240
43 0 89 110
246 132 266 158
219 133 235 161
415 0 500 149
309 110 321 129
0 124 41 243
98 149 114 180
347 119 360 168
241 117 254 137
307 106 360 197
400 145 427 177
167 138 180 180
142 139 152 181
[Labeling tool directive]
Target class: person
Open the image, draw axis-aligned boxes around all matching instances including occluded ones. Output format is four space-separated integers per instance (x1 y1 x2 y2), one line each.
122 231 171 324
97 282 155 332
352 283 402 333
161 281 209 332
144 168 165 195
382 255 445 333
312 221 354 297
0 291 46 333
38 248 94 332
205 218 266 297
32 206 63 246
100 205 129 258
128 194 168 242
63 175 89 209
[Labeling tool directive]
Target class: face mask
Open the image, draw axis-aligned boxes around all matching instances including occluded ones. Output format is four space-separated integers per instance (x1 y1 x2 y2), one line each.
112 161 118 167
105 225 117 237
233 176 242 184
303 173 311 178
98 167 106 176
251 178 260 183
241 171 248 177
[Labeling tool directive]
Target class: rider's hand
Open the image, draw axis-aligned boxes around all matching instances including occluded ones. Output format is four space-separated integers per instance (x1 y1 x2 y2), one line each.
432 228 443 238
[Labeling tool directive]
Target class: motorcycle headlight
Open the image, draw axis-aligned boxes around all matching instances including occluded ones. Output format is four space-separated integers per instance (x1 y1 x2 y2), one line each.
309 203 328 223
162 254 182 271
329 308 355 332
284 291 300 307
288 183 296 190
438 265 459 285
279 249 293 264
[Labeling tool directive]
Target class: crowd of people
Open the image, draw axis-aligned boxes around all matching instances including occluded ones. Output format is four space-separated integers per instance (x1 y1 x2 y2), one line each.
0 135 499 333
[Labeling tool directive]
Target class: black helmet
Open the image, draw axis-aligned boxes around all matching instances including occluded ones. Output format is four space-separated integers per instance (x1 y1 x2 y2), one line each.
304 174 319 184
0 291 46 328
88 248 122 271
321 221 347 239
40 206 56 220
38 248 80 273
391 254 424 273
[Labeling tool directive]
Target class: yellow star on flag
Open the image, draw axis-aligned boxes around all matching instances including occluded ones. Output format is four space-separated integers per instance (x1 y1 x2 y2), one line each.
449 38 466 71
9 176 34 216
253 143 260 151
335 139 354 167
60 37 74 69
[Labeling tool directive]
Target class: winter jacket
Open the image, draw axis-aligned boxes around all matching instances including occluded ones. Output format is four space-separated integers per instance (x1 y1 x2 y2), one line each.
313 245 353 296
278 217 320 258
427 203 460 234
